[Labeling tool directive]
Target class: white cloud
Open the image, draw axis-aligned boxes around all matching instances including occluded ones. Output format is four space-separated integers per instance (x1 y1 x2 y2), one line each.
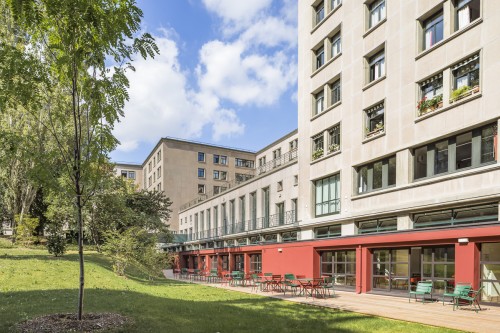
114 1 298 153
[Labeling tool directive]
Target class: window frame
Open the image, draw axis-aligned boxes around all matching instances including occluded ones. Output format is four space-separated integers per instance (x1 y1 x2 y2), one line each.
331 33 342 58
368 50 385 82
314 90 325 116
315 46 325 70
314 173 341 217
357 155 396 194
314 1 325 25
198 168 205 178
423 11 444 50
369 0 386 28
198 152 205 162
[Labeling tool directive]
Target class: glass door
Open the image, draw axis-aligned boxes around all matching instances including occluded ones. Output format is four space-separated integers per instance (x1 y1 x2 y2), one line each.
373 249 409 293
421 246 455 294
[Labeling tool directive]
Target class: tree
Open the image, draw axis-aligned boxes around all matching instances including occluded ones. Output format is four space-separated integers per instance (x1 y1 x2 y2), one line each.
1 0 158 320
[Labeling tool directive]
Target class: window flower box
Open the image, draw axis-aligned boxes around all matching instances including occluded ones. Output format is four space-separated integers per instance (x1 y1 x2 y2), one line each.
328 144 340 154
450 85 480 104
312 149 324 160
365 122 384 138
417 94 443 116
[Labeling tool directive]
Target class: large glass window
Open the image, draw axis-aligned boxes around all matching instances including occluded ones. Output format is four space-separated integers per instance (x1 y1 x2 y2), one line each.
315 225 341 238
455 0 480 31
358 217 397 234
365 102 384 137
369 0 386 28
422 246 455 294
315 46 325 70
210 255 218 271
250 254 262 273
423 11 443 50
331 33 341 58
481 243 500 303
321 251 356 288
315 1 325 25
282 231 297 242
414 123 497 180
314 174 340 216
414 203 498 229
221 255 229 271
373 249 409 292
357 155 396 194
369 51 385 82
331 80 341 105
314 90 324 115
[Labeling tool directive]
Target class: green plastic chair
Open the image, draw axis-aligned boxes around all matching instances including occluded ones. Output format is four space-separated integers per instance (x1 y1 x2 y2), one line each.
321 276 336 298
454 286 484 313
283 273 300 295
442 283 471 306
409 280 433 303
250 274 263 292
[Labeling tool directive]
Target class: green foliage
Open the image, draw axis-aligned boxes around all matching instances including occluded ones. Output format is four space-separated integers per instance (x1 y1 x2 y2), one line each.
451 86 470 100
102 227 144 276
0 248 461 333
46 233 66 257
14 214 39 246
0 237 14 248
312 149 324 160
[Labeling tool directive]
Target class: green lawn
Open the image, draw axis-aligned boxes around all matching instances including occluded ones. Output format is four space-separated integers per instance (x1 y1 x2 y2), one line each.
0 247 461 333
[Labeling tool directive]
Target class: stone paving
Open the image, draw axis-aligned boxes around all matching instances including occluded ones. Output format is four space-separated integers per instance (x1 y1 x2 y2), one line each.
165 272 500 333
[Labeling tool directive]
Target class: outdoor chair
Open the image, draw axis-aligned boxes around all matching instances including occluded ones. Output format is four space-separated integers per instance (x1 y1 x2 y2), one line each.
220 271 232 286
321 276 336 298
454 286 484 313
442 283 471 306
180 268 188 279
250 274 263 292
207 269 219 283
190 269 200 281
283 273 300 295
230 271 243 286
262 273 273 291
409 280 433 303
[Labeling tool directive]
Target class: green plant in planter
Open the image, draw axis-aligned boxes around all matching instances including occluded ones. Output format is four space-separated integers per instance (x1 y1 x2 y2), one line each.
375 121 384 130
312 149 324 160
328 144 340 152
451 85 470 100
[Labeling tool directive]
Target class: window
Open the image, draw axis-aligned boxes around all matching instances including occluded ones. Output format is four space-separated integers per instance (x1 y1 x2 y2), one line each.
413 123 497 180
358 217 397 234
220 155 228 165
422 246 455 294
369 0 386 28
273 148 281 159
418 74 443 116
365 102 384 137
198 168 205 178
213 154 220 164
213 170 219 180
148 176 152 187
372 249 409 292
239 196 245 226
250 254 262 273
289 139 298 150
277 181 283 192
120 171 127 178
198 184 205 194
314 90 324 115
368 50 385 82
314 174 340 216
454 0 480 31
331 33 341 58
480 243 500 303
315 46 325 70
293 175 298 186
258 156 266 166
315 1 325 25
127 171 135 179
282 231 297 242
220 171 227 181
235 158 254 168
263 234 278 243
414 203 498 229
331 80 341 105
357 155 396 194
198 152 205 162
153 157 156 166
312 133 324 160
213 186 221 194
423 11 443 50
331 0 341 11
148 162 152 172
315 224 341 238
236 173 253 183
327 124 340 153
157 150 161 161
157 167 161 179
321 250 356 287
451 54 480 100
153 173 156 182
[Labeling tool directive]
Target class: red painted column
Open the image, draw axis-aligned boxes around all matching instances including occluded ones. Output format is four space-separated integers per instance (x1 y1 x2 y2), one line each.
356 246 362 293
312 249 321 278
455 241 480 289
361 247 372 293
244 253 251 274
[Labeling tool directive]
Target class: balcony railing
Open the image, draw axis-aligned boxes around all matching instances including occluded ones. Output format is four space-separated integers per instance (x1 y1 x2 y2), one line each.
257 148 298 175
185 210 297 242
180 148 298 211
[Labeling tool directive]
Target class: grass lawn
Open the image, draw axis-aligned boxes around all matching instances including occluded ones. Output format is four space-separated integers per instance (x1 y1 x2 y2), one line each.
0 246 462 333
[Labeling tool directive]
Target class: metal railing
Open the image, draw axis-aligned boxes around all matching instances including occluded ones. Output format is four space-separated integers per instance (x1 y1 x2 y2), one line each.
180 148 298 211
186 210 297 242
256 148 298 175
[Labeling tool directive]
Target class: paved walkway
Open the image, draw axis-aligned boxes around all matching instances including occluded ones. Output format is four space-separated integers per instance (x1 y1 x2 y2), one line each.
165 273 500 333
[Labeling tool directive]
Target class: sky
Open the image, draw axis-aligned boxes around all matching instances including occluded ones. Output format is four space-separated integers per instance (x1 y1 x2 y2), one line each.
110 0 299 164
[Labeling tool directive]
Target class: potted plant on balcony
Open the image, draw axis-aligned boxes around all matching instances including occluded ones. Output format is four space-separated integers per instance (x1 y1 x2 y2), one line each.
328 143 340 153
365 122 384 138
312 148 324 160
450 85 471 103
418 95 443 116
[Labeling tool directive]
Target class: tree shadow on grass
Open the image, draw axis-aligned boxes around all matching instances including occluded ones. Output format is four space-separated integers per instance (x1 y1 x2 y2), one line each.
0 288 459 333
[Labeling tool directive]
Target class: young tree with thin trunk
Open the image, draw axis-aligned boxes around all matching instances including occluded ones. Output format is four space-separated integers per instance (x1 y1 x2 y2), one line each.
0 0 158 320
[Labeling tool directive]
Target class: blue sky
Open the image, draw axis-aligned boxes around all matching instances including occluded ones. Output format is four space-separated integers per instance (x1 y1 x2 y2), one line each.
110 0 298 164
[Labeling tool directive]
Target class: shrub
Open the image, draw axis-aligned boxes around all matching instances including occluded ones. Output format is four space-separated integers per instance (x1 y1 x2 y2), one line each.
47 233 67 257
451 86 470 100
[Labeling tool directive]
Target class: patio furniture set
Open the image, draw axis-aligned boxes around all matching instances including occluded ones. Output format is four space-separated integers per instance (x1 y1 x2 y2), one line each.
173 269 335 299
409 280 483 313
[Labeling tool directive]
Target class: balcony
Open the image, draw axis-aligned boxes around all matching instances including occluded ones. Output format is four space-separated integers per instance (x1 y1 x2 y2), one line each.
186 210 297 242
257 148 298 175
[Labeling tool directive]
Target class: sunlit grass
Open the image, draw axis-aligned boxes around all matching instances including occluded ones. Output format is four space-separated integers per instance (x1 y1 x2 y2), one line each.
0 248 462 333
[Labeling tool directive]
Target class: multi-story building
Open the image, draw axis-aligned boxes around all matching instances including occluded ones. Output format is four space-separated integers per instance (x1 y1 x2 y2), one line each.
176 0 500 304
116 138 256 232
114 163 143 189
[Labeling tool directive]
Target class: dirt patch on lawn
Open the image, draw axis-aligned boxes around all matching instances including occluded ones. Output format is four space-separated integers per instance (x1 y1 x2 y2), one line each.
15 312 131 332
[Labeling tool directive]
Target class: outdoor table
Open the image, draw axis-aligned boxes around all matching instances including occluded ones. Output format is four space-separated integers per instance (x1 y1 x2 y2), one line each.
270 275 284 292
297 278 324 298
